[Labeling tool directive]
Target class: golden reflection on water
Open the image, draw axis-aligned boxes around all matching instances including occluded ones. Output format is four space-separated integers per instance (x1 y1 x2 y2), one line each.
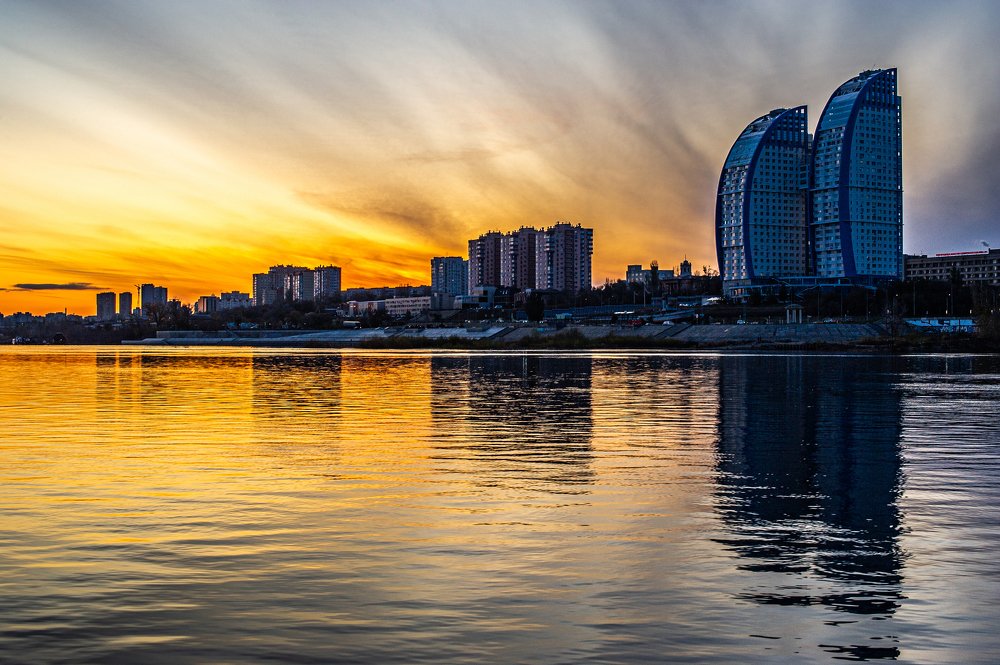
0 349 722 639
3 347 999 663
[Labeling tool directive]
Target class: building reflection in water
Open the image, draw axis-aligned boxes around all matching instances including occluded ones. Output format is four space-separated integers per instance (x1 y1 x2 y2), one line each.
250 353 342 445
715 355 905 659
96 350 256 425
430 355 594 492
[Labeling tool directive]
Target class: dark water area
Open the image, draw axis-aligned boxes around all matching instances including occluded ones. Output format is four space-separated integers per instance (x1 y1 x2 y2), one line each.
1 348 998 663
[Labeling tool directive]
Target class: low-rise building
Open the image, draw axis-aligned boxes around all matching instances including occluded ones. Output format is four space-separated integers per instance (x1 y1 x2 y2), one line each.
346 300 386 317
219 291 252 310
194 292 250 314
195 295 220 314
343 286 431 301
455 285 517 309
384 296 431 317
0 312 42 329
346 296 432 318
904 249 1000 286
625 264 675 284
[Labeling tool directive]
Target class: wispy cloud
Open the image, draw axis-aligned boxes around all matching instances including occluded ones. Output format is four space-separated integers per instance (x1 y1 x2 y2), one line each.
0 0 998 313
13 283 103 291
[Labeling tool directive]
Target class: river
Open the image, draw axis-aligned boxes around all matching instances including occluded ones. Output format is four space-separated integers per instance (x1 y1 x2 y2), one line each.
1 348 998 663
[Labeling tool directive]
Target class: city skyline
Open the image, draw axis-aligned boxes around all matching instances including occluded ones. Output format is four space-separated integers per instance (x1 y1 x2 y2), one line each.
3 0 1000 314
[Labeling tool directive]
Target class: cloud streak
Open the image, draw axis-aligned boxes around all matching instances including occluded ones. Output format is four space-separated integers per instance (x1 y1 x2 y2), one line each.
12 283 103 291
1 0 999 312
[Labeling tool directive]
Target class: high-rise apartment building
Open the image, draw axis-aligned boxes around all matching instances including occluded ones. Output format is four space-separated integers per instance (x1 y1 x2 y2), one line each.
118 292 132 319
251 273 272 306
286 270 315 302
468 232 504 293
537 223 593 291
716 69 902 297
139 283 168 314
252 265 341 305
430 257 469 295
96 292 116 320
500 227 541 290
313 265 342 300
812 69 902 279
467 223 593 292
252 265 308 306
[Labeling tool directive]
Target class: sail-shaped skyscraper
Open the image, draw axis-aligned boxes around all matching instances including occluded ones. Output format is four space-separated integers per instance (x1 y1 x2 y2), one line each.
811 69 903 279
716 69 902 298
716 106 810 293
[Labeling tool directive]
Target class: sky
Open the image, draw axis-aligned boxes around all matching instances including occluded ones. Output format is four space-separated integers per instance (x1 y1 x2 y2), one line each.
2 0 999 314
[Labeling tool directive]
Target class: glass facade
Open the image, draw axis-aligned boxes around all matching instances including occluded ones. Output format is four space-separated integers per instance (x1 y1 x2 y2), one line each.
716 107 810 289
716 69 903 297
811 69 902 278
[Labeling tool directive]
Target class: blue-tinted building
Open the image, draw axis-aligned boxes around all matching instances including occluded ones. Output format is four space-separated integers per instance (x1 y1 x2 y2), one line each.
812 69 902 279
431 256 469 296
716 106 810 295
716 69 903 298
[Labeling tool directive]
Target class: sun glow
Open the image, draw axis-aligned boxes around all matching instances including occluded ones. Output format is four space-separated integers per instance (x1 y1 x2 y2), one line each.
2 1 998 314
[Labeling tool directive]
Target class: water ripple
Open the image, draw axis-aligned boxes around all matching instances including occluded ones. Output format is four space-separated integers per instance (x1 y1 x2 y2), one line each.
0 348 998 663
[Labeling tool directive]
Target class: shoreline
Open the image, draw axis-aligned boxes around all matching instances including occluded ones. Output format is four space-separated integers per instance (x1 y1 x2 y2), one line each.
109 323 997 353
6 339 998 354
7 323 997 354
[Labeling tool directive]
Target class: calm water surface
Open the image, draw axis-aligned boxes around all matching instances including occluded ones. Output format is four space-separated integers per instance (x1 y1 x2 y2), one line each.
1 348 998 663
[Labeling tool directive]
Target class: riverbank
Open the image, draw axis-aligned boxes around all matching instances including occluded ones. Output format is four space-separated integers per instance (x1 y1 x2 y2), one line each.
114 321 1000 352
354 330 1000 353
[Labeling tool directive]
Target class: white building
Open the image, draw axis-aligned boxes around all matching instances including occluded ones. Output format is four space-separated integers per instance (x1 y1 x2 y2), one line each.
220 291 252 310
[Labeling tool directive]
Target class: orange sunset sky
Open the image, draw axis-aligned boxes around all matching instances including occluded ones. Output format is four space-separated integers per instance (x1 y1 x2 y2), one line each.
2 0 999 314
